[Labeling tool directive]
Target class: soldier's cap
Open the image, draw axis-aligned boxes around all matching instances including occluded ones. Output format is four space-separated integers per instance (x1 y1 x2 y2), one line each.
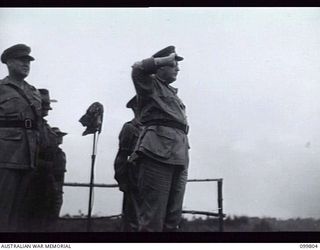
1 44 35 64
52 127 68 136
39 88 58 110
152 46 183 61
126 96 138 109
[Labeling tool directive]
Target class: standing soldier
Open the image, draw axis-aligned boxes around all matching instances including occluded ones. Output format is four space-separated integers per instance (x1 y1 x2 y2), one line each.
50 127 67 228
0 44 42 231
114 96 142 232
131 46 190 232
27 88 57 231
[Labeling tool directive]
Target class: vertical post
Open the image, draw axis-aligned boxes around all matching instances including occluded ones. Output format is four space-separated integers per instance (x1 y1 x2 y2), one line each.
217 179 224 232
120 194 126 231
87 132 97 232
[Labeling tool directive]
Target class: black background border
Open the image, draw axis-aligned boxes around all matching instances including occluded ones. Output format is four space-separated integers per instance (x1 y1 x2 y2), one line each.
0 1 319 243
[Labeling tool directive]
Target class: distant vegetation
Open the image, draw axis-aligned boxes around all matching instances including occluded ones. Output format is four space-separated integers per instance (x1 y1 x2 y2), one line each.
55 214 320 232
181 216 320 232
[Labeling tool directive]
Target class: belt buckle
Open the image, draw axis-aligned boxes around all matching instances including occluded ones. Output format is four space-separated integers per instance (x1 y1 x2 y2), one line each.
24 119 32 129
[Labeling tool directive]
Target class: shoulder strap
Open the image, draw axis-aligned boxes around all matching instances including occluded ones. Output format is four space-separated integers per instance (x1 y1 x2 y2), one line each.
6 83 40 120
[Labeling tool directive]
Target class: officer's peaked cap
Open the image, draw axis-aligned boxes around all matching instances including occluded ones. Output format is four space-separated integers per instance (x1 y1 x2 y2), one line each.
1 44 35 64
152 46 183 61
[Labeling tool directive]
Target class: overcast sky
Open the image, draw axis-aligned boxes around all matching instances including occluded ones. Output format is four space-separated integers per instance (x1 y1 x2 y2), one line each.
1 7 320 219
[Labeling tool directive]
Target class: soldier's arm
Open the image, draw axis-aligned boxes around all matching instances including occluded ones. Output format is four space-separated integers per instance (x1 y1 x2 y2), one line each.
53 151 66 181
131 53 177 95
114 149 130 192
118 123 137 151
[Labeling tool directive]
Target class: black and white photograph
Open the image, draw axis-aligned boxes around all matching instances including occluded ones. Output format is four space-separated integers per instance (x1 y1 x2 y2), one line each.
0 7 320 238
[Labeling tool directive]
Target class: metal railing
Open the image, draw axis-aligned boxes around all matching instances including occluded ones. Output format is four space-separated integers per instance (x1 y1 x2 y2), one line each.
63 178 225 232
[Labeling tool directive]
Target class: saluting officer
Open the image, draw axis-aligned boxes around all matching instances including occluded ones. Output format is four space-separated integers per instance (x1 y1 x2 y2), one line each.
0 44 42 231
131 46 190 232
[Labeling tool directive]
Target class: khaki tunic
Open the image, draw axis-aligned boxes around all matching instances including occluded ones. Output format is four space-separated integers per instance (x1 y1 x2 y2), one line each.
0 76 42 231
114 118 141 190
131 58 189 166
0 76 42 169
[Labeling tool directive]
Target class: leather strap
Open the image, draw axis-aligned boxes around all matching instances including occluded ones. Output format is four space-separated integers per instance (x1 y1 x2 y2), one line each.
143 119 189 134
6 83 40 121
0 119 37 129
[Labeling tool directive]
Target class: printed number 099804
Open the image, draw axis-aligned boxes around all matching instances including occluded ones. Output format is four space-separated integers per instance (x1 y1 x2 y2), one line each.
300 244 318 248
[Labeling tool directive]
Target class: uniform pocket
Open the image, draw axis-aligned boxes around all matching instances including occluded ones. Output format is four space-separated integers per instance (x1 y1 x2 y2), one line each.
0 96 19 105
0 129 23 141
140 126 175 159
0 128 28 166
0 97 25 115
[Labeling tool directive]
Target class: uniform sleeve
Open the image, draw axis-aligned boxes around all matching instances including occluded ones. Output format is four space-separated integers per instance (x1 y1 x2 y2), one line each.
53 151 66 173
131 57 158 96
0 86 6 116
118 123 139 152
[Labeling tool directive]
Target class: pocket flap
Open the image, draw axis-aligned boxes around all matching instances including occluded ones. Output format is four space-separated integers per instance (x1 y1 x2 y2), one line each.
0 129 23 141
146 126 175 140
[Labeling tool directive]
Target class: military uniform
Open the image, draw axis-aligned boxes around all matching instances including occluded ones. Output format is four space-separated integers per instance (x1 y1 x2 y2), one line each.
131 46 189 231
34 127 67 231
51 127 67 223
27 89 64 232
51 146 66 218
116 118 141 232
114 96 142 231
27 118 57 231
114 118 141 191
0 46 42 231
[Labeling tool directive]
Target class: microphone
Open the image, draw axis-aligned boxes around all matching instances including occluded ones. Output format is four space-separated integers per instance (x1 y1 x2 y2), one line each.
79 102 104 136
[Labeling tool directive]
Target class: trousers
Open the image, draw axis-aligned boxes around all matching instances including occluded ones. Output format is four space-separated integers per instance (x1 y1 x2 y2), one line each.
0 168 34 232
136 157 188 232
121 164 140 232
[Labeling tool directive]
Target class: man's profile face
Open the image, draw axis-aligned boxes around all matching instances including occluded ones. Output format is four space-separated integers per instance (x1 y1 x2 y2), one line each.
41 106 50 117
55 136 63 146
158 61 180 84
7 57 31 78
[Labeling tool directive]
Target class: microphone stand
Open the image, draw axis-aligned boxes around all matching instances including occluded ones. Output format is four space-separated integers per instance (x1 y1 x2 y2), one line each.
87 131 97 232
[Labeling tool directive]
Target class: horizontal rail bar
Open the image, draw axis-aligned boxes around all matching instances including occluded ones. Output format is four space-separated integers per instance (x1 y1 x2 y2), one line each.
64 183 118 188
182 210 226 217
63 178 223 188
187 178 223 182
59 211 226 220
60 214 122 220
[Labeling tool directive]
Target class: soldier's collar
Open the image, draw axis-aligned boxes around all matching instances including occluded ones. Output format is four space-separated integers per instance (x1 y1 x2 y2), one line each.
168 84 178 94
4 76 27 89
132 118 142 126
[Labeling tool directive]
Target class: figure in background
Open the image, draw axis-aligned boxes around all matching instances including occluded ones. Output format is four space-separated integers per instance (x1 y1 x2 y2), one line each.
50 126 67 228
130 46 190 232
114 96 142 232
27 88 58 231
0 44 42 231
